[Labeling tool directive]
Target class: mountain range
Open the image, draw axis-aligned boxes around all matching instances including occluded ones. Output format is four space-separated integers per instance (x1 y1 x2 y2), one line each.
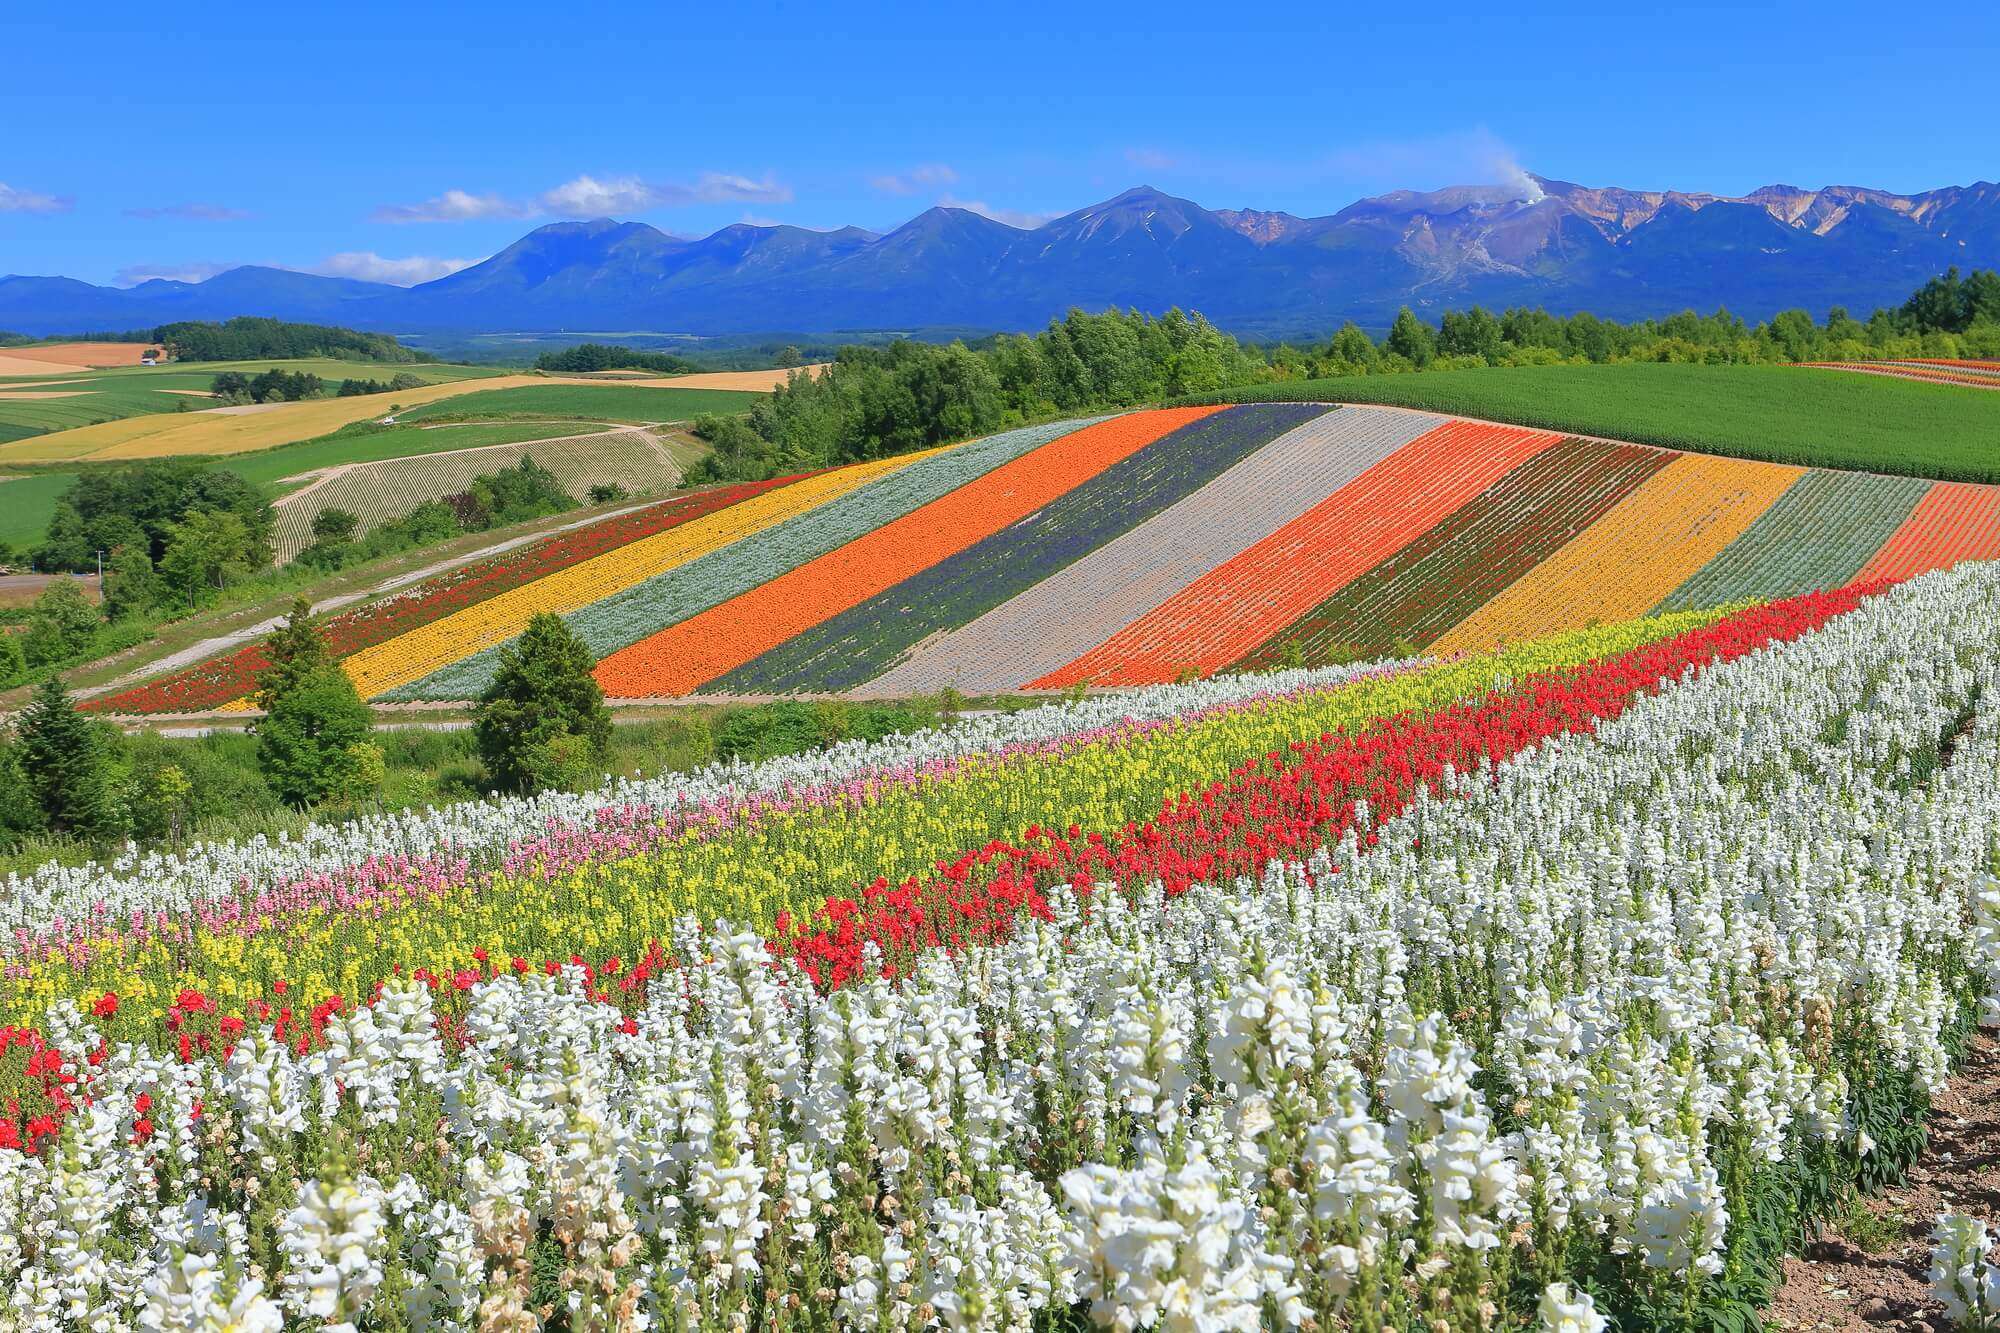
6 175 1998 339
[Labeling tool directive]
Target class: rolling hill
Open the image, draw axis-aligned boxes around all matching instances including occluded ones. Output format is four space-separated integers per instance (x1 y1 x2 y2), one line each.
91 400 2000 714
6 176 1998 336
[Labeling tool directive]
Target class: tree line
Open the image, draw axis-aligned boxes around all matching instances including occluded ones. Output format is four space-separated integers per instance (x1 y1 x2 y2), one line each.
1275 266 2000 378
686 307 1259 483
533 343 698 374
150 317 422 363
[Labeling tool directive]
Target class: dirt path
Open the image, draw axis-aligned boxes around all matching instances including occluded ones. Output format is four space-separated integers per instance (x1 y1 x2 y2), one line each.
86 493 667 693
1766 1032 2000 1331
270 422 664 500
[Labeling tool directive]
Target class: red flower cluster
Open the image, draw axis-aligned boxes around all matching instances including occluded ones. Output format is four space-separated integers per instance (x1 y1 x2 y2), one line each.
89 471 821 714
772 581 1888 988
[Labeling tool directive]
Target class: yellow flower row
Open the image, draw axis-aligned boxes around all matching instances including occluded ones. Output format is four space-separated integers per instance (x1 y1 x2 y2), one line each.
3 605 1737 1032
1433 453 1799 655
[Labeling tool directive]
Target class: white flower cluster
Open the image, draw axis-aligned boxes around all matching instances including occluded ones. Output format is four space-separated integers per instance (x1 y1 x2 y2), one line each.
1931 1212 2000 1327
6 563 2000 1329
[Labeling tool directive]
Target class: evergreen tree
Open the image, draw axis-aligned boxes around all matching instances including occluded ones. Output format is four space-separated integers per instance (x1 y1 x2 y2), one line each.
474 612 612 794
254 600 372 806
16 677 119 840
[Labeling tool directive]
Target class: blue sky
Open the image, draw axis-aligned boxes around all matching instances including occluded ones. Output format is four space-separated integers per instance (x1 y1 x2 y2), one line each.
5 0 1997 287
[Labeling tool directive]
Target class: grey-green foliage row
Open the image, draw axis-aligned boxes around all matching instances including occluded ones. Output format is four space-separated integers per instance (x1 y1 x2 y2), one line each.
385 417 1108 700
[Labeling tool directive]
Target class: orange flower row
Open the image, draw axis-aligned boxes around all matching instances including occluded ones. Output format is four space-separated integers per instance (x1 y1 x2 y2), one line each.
592 406 1226 697
1856 481 2000 584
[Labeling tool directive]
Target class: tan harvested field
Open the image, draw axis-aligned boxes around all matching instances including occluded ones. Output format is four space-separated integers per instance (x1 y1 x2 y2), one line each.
268 425 685 561
0 369 791 463
0 342 157 374
0 390 90 400
0 353 94 377
0 378 102 390
603 366 824 391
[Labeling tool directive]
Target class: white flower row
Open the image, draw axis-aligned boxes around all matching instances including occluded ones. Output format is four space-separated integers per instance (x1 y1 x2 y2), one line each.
6 562 1999 1327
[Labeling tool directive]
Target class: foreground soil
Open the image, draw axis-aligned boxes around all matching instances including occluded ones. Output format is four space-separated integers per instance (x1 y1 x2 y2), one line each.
1768 1032 2000 1330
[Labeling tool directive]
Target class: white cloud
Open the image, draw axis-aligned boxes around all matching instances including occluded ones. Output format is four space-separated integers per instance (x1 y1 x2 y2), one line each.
537 172 791 217
114 261 236 286
0 182 71 214
1124 147 1176 172
124 202 252 221
372 189 529 224
936 195 1054 230
868 163 958 196
737 213 788 228
376 172 792 224
1319 128 1540 199
309 251 481 285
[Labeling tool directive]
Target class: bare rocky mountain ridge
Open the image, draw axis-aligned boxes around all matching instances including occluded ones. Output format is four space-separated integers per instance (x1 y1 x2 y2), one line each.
4 176 1996 337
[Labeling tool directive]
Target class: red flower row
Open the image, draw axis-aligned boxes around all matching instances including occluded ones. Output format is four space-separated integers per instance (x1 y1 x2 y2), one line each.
88 471 821 714
769 580 1888 989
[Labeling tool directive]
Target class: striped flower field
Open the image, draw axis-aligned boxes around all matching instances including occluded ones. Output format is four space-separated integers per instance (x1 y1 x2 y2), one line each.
89 401 2000 711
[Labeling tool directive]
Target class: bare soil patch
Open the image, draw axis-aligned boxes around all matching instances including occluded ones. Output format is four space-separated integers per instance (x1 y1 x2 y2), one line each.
1767 1032 2000 1331
0 573 101 608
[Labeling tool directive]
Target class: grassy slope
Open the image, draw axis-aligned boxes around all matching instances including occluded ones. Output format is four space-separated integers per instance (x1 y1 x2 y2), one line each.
1196 363 2000 482
0 472 81 550
223 421 635 493
396 383 757 423
0 358 497 438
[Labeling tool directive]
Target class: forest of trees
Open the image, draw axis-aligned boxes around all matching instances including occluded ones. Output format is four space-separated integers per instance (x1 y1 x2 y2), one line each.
1263 266 2000 380
687 268 2000 484
533 343 698 374
687 307 1260 482
150 317 421 363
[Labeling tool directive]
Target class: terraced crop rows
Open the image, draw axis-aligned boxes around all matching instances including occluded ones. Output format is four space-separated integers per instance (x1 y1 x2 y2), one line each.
1233 436 1674 669
714 403 1327 695
1033 419 1553 688
388 417 1105 700
591 407 1223 698
1858 481 2000 583
270 428 683 561
857 406 1441 697
1654 468 1930 612
339 452 929 699
1802 359 2000 390
86 401 2000 712
1431 452 1803 655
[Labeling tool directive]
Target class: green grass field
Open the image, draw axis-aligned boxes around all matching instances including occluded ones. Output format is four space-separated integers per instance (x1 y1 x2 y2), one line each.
221 420 631 493
396 383 758 424
1195 363 2000 482
0 359 500 441
0 472 80 552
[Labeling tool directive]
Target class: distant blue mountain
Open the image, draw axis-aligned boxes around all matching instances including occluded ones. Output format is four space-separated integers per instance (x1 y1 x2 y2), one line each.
5 178 1997 338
